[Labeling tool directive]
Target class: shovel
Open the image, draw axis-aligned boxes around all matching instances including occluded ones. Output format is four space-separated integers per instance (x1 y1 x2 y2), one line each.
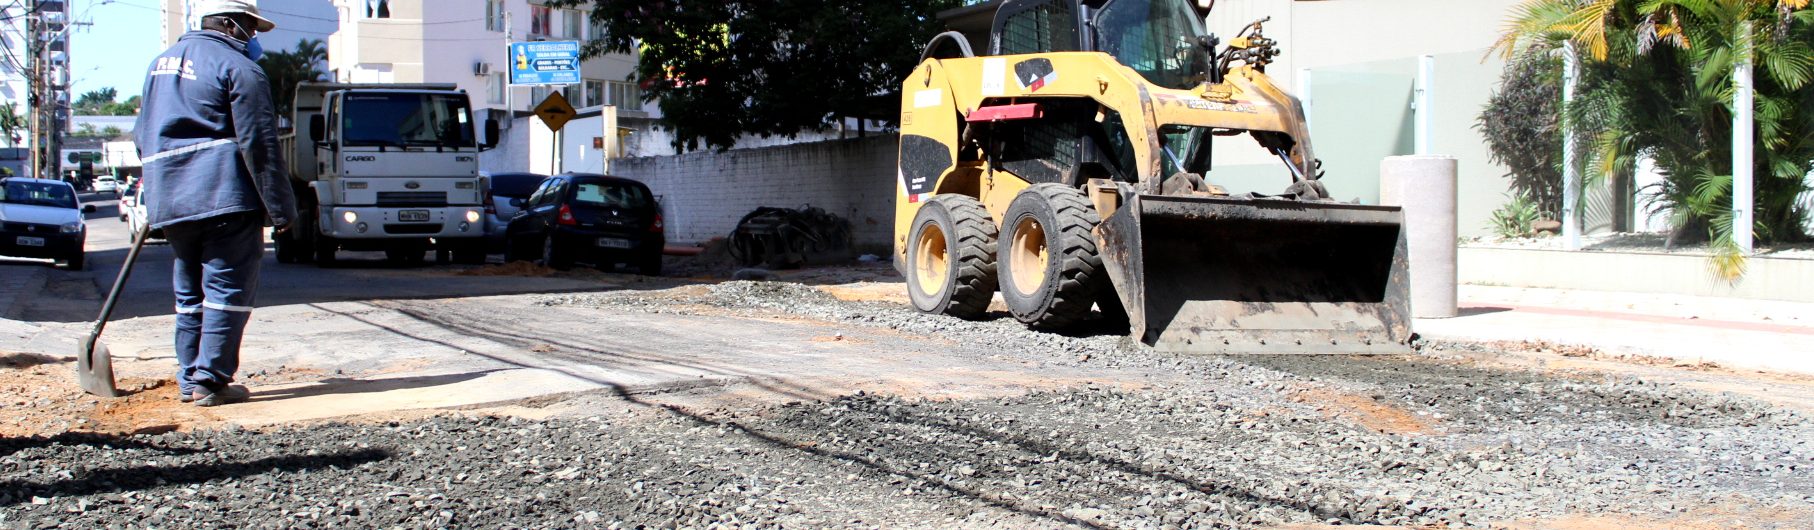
77 222 152 397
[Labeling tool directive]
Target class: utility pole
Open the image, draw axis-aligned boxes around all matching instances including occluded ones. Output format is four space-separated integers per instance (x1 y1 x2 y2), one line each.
26 0 41 180
1732 22 1755 255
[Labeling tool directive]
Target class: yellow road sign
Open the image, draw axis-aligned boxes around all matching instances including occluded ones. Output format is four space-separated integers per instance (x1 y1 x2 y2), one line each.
534 91 577 133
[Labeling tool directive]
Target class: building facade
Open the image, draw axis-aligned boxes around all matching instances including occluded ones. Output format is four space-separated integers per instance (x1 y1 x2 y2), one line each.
161 0 341 52
326 0 648 119
3 0 73 178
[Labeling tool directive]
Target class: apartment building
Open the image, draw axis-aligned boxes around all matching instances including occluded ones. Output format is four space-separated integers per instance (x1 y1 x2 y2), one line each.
3 0 71 171
326 0 648 120
161 0 338 52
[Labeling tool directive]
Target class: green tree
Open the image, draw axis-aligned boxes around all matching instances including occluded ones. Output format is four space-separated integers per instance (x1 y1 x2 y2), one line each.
552 0 962 152
1495 0 1814 277
0 103 24 145
1479 49 1566 216
74 88 119 114
257 39 329 119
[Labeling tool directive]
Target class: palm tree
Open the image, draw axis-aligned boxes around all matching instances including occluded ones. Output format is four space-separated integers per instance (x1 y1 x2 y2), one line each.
1494 0 1813 278
258 39 329 119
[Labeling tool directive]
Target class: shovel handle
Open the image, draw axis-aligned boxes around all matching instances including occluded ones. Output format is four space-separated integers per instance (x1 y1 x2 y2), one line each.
89 223 153 338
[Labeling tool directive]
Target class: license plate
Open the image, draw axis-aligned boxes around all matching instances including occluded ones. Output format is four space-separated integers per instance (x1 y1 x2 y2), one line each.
398 210 431 222
597 238 633 249
16 236 44 247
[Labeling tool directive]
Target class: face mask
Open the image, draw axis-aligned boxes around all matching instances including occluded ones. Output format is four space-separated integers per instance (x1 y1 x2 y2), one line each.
224 17 262 60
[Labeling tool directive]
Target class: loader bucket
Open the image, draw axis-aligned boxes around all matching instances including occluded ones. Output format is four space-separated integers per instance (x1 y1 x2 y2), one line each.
1096 194 1412 354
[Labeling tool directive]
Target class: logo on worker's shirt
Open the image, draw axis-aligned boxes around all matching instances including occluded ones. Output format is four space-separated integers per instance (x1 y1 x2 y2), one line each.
150 56 198 80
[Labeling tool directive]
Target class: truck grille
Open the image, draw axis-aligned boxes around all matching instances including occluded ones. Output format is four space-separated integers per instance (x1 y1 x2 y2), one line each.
376 191 448 207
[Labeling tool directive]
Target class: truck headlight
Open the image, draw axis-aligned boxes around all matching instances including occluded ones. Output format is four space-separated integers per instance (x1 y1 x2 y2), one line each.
465 210 481 224
60 222 84 234
343 211 358 224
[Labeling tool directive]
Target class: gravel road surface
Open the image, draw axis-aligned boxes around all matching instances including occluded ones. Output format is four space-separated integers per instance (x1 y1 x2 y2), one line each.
6 281 1812 529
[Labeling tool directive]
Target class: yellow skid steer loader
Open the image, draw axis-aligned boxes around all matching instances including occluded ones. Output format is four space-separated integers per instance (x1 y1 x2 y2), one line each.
894 0 1412 353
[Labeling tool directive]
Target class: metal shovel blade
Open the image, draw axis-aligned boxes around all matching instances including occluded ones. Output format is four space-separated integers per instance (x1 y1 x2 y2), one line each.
77 333 119 397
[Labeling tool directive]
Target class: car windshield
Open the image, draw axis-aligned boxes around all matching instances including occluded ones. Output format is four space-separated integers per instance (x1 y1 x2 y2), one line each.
571 182 650 209
1095 0 1211 90
342 93 476 148
0 181 78 209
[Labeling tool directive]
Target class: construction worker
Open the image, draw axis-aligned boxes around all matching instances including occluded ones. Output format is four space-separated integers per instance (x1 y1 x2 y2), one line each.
134 0 295 407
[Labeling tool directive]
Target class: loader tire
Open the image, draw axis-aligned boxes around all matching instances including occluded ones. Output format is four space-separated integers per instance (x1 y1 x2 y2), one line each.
906 195 997 319
998 183 1105 331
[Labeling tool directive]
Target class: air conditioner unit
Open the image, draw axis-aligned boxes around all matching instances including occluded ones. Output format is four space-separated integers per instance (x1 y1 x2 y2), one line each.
473 62 492 77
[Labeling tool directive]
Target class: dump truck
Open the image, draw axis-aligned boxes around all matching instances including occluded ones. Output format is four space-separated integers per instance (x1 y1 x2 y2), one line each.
274 83 499 266
894 0 1411 353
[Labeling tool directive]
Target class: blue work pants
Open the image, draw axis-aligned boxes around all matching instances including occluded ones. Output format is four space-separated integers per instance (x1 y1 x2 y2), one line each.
165 212 264 395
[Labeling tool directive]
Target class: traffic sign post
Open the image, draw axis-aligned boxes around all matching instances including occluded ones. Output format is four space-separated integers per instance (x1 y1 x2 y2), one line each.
509 41 583 86
534 91 578 174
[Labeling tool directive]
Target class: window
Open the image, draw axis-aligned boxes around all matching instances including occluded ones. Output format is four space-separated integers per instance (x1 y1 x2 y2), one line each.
529 5 551 36
583 79 604 108
573 181 650 209
590 17 608 41
606 81 640 110
488 73 506 105
341 93 476 148
563 10 584 39
365 0 391 19
484 0 504 32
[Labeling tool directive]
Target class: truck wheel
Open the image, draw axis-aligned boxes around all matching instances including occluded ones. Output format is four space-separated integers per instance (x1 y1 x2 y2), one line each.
905 195 997 319
997 183 1105 331
314 235 338 266
274 231 298 263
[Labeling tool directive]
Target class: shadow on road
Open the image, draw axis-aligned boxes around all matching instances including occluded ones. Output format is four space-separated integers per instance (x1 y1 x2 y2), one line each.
0 447 392 507
247 370 503 404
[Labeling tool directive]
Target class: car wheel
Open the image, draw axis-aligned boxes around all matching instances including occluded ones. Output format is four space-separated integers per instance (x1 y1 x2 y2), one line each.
63 252 85 271
543 234 573 271
504 235 537 263
639 251 663 277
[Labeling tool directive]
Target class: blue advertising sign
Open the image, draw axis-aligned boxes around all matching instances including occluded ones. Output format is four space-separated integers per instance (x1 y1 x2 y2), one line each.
509 41 582 86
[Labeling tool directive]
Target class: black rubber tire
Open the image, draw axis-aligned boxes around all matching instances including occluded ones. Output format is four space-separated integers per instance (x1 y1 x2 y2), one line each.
905 195 997 319
314 234 338 266
452 241 487 265
63 251 85 271
504 236 538 264
274 231 298 263
996 183 1106 331
543 235 573 271
639 251 663 276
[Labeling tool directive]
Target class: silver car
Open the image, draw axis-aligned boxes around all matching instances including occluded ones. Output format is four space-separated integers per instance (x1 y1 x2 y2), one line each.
480 171 548 253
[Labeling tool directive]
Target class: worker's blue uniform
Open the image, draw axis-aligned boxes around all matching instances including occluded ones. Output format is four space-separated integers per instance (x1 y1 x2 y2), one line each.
134 30 296 396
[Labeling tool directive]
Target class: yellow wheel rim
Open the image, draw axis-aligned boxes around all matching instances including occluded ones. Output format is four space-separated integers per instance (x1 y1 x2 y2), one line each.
1009 216 1047 296
913 222 949 298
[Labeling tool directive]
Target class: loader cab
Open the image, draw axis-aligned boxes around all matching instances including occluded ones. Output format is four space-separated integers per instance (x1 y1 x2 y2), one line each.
942 0 1215 90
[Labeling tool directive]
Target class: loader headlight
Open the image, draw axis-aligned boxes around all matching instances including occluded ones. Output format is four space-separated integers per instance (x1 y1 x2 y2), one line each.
343 211 358 224
465 210 481 224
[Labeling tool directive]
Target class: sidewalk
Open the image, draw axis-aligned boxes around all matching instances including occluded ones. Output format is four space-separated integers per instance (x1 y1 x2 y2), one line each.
1416 285 1814 375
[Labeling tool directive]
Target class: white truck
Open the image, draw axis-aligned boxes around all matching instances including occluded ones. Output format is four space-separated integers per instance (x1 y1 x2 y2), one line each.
275 82 500 266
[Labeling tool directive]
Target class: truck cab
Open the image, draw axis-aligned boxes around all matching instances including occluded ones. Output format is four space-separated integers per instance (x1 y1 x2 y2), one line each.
277 83 500 265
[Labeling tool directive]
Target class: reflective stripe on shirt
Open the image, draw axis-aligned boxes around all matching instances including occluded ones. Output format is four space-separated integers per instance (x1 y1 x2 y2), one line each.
141 138 236 165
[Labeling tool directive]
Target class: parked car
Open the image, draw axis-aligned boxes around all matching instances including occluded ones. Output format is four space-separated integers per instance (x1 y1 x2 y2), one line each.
0 177 93 270
93 177 120 197
504 173 664 274
121 181 164 244
479 171 547 253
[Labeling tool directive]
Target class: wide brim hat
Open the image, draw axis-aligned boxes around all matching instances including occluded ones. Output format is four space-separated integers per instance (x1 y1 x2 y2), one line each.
196 0 277 32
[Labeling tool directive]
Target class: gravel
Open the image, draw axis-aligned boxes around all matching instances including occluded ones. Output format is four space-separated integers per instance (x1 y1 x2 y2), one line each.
6 280 1812 528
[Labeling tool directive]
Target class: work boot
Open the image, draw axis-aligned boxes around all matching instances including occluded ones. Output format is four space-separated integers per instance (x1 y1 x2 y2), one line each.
192 385 250 407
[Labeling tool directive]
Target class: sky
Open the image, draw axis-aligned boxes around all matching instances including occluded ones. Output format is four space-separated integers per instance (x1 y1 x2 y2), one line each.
69 0 339 100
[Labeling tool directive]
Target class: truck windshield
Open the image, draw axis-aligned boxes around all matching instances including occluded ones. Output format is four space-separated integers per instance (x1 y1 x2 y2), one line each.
342 93 476 148
1094 0 1210 90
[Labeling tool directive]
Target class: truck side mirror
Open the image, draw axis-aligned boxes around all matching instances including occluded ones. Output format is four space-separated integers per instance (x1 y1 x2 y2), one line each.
309 114 326 144
483 119 501 149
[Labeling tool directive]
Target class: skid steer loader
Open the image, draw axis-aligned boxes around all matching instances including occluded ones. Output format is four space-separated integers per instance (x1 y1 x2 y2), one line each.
893 0 1412 353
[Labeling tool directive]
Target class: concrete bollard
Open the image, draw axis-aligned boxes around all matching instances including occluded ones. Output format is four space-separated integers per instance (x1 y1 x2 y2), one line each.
1380 155 1459 318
